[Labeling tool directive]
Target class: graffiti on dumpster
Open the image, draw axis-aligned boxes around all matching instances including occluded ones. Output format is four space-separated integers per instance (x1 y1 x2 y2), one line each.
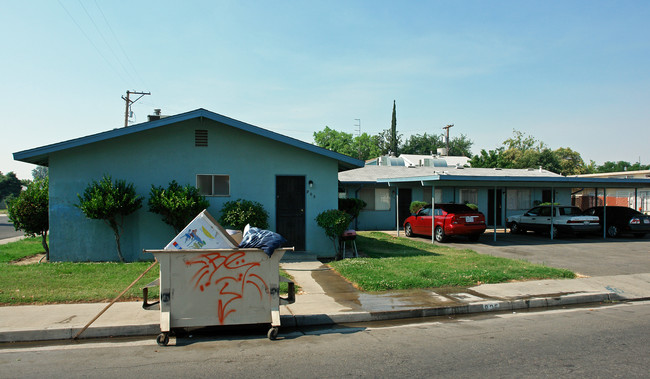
186 251 268 324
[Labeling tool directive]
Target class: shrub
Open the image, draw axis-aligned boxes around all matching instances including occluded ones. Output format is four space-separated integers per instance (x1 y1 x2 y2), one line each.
219 199 269 231
465 203 478 210
77 175 143 262
148 180 210 234
409 201 428 215
316 209 352 260
338 198 367 221
7 178 49 260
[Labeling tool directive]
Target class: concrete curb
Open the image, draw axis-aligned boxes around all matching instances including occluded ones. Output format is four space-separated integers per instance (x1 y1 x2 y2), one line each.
2 292 621 343
281 291 619 327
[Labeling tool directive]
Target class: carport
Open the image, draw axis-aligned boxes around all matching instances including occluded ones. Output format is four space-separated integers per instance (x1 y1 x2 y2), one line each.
378 174 650 242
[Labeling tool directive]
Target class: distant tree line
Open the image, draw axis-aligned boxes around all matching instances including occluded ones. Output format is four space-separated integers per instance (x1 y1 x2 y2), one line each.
313 116 647 176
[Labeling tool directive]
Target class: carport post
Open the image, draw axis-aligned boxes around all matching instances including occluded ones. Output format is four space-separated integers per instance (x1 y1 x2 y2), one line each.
550 187 555 240
635 188 638 211
493 186 497 242
396 186 400 237
603 188 607 239
432 184 436 243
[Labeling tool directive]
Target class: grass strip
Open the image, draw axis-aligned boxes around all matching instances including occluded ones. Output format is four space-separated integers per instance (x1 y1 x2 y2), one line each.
0 238 295 305
329 231 575 291
0 237 43 263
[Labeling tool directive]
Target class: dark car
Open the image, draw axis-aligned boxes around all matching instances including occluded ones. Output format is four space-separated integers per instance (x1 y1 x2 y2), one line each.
582 206 650 238
403 203 486 242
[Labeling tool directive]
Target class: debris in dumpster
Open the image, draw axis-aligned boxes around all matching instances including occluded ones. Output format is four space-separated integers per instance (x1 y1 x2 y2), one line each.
144 210 295 346
238 224 287 256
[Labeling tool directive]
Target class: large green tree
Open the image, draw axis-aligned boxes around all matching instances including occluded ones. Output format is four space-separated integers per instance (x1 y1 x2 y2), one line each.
313 127 382 160
7 178 49 260
313 126 356 157
0 171 22 207
595 161 650 173
77 175 143 262
470 130 590 175
390 100 398 154
148 180 210 234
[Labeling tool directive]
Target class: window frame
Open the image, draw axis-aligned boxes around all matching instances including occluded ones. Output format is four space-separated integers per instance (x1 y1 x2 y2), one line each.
196 174 230 197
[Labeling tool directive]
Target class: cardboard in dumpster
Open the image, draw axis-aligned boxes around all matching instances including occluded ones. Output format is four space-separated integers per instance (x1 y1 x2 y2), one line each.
164 209 238 250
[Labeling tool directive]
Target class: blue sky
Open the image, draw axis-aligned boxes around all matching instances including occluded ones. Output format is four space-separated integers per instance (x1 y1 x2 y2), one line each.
2 1 649 179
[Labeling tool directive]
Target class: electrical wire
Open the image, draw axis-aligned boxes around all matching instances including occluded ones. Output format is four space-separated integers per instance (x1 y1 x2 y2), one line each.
57 0 129 86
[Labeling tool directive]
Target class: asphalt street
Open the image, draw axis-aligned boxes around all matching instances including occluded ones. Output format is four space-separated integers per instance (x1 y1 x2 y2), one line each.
0 214 22 240
1 301 648 378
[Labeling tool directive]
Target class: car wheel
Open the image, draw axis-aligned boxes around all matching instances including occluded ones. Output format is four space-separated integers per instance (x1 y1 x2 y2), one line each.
434 226 447 242
607 225 619 238
405 223 413 237
633 233 646 239
467 233 481 242
510 222 521 234
550 225 559 239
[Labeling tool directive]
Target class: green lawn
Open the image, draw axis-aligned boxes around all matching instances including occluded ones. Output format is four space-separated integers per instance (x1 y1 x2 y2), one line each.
0 238 294 305
329 232 575 291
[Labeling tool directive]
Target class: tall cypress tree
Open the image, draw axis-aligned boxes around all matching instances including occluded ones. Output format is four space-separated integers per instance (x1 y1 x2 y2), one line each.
390 100 398 155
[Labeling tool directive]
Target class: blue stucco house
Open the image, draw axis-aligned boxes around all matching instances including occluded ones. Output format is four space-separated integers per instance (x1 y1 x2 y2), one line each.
14 108 363 261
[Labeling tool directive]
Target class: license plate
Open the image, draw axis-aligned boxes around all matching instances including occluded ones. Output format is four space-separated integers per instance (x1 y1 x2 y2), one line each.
466 216 475 222
644 219 650 224
584 221 589 224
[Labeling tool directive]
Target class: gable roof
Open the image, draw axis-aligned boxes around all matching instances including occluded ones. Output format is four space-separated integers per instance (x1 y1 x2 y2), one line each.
13 108 364 170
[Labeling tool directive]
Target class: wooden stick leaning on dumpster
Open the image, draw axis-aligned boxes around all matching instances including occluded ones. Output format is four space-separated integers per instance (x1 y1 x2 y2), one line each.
72 260 159 340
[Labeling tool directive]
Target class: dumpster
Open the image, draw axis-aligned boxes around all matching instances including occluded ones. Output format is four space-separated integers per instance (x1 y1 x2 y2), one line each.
144 210 295 346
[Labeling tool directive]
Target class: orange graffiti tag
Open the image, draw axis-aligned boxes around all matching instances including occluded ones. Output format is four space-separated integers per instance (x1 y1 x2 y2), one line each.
186 251 268 324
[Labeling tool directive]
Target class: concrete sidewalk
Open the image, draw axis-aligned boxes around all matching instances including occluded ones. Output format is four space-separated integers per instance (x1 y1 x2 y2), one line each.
1 253 649 343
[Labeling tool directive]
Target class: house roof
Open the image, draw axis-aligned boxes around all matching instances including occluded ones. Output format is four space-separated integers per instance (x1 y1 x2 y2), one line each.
13 108 364 171
339 165 650 188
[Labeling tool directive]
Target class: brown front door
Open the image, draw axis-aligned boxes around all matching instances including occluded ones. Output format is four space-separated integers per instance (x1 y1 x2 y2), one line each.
276 176 306 250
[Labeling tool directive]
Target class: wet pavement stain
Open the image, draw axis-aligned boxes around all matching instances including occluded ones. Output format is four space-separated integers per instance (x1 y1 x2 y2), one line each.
311 263 472 312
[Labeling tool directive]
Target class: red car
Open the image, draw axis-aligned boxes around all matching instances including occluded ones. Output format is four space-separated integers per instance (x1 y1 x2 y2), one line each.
403 203 487 242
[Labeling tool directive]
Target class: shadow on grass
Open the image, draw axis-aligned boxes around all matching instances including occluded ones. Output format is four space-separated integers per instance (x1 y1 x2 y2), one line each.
356 233 441 258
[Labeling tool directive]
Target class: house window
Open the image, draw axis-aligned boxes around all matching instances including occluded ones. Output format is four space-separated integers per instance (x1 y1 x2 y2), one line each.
423 187 443 202
507 189 531 210
459 189 478 205
195 129 208 147
359 187 391 211
197 174 229 196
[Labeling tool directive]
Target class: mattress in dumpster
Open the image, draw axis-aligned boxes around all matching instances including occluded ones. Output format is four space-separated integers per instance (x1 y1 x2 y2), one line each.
164 209 238 250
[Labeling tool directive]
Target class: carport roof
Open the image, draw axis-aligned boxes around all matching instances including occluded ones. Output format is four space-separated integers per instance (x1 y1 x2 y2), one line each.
14 108 364 171
339 166 650 188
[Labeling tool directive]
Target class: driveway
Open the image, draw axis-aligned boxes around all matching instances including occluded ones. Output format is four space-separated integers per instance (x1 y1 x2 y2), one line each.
402 231 650 277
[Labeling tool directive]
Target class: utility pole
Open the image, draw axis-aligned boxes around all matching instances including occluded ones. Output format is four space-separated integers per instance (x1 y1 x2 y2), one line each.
122 90 151 127
442 124 453 156
354 118 361 159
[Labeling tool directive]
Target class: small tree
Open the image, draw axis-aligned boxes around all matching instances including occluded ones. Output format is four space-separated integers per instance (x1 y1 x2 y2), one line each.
219 199 269 231
338 198 367 222
148 180 210 234
316 209 352 260
7 178 50 260
77 175 143 262
409 201 428 215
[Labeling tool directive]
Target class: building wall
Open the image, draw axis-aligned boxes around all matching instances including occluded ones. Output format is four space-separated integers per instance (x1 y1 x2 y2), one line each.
48 118 338 261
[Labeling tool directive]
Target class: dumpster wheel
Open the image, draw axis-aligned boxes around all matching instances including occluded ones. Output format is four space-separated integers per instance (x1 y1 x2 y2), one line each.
267 327 279 340
157 332 170 346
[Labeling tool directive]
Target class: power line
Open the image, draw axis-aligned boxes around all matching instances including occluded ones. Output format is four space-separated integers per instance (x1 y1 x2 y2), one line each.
57 0 129 85
77 0 137 85
93 0 147 88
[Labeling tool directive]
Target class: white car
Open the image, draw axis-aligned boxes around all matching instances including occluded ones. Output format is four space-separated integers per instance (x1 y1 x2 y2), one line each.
506 205 600 238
